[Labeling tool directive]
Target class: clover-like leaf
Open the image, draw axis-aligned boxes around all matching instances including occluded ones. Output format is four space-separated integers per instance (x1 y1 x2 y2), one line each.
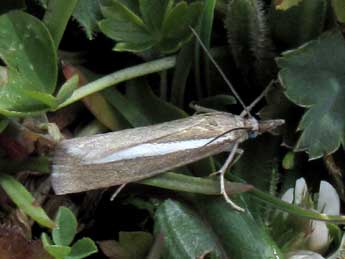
99 0 203 53
0 11 57 116
66 238 98 259
277 29 345 159
52 207 77 247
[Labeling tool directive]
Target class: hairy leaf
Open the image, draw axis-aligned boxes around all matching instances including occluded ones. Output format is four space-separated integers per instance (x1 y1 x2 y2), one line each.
225 0 275 87
154 199 223 258
277 29 345 159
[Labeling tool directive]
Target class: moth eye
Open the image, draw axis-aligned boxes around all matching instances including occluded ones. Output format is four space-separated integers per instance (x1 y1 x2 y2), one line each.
248 131 257 139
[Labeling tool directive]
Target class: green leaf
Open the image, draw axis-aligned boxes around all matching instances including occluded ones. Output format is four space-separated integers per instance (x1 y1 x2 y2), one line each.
269 0 328 49
99 0 203 53
43 0 79 48
42 233 72 259
0 11 57 115
73 0 102 40
275 0 304 10
56 74 79 104
119 231 153 259
0 174 55 228
139 0 173 32
160 2 203 53
197 197 284 258
154 199 223 258
277 29 345 159
98 0 153 52
65 237 98 259
331 0 345 23
52 207 78 246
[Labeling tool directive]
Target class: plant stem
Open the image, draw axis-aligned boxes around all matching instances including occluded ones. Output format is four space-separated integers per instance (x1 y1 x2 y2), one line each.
57 56 176 109
250 188 345 223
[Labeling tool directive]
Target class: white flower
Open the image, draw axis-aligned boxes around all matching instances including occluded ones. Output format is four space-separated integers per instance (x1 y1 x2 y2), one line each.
287 250 325 259
281 178 340 255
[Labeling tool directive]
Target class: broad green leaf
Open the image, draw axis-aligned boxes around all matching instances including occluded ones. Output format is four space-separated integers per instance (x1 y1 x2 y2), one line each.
66 238 98 259
43 0 79 48
160 2 203 53
42 233 71 259
275 0 303 10
0 174 55 228
99 0 203 53
73 0 102 40
197 197 284 258
154 199 223 258
277 29 345 159
332 0 345 23
0 11 57 115
52 207 78 246
225 0 275 87
119 231 153 259
269 0 328 49
139 0 173 32
98 0 153 52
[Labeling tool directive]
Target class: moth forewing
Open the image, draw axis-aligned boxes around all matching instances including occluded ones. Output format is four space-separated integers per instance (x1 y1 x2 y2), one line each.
52 112 255 195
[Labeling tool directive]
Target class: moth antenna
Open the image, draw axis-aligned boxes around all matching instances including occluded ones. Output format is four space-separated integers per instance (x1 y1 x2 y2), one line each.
203 127 251 146
190 27 251 117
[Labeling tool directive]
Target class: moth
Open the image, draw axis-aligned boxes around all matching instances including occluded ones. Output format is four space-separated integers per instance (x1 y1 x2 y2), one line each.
51 29 284 211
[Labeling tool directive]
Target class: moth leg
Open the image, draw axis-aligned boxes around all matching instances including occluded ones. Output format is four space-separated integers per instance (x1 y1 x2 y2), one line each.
110 183 127 201
209 148 243 177
217 142 245 212
189 103 219 113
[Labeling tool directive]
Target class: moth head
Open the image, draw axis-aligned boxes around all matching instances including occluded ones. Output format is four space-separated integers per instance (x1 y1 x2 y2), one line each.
257 119 285 134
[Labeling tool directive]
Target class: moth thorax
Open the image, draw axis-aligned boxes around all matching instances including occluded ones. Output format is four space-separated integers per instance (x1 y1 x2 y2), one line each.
246 117 259 131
